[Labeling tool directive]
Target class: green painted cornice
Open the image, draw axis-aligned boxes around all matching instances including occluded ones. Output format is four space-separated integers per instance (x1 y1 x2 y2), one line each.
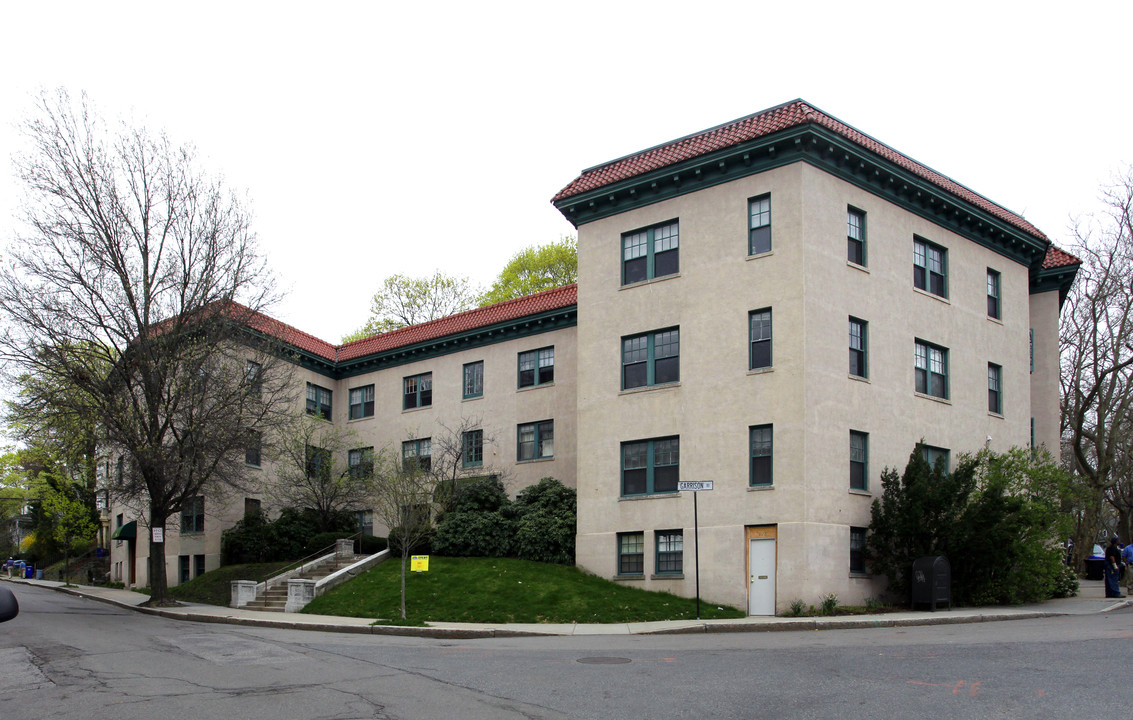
554 124 1049 269
1031 263 1080 306
241 305 577 380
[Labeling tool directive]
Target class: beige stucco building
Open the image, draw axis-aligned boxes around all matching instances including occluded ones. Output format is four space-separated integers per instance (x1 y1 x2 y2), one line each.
552 100 1078 614
109 100 1078 615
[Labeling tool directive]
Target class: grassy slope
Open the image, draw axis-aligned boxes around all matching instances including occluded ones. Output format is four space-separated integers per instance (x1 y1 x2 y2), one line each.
302 556 746 623
169 562 292 606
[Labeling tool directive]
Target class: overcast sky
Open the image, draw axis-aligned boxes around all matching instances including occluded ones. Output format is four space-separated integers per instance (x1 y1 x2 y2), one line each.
1 1 1128 343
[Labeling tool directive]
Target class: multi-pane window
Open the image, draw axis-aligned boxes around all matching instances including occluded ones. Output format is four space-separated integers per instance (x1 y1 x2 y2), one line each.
348 447 374 479
244 498 261 517
621 437 680 496
463 361 484 399
750 309 772 369
622 221 679 285
622 328 680 389
517 420 554 461
245 430 262 467
349 384 375 419
988 363 1003 414
849 317 867 378
462 429 484 467
850 430 868 490
656 530 683 574
618 532 645 575
922 444 950 473
194 554 205 579
403 373 432 410
850 527 867 574
356 510 373 536
180 496 204 534
402 438 432 472
306 445 331 482
847 207 866 265
750 425 773 486
749 194 772 255
518 347 555 388
179 555 191 584
245 361 262 398
987 269 1001 319
913 237 947 297
306 382 332 420
915 340 948 399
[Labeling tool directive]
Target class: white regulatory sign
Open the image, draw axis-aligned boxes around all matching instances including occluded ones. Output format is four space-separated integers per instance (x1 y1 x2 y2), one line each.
677 481 714 492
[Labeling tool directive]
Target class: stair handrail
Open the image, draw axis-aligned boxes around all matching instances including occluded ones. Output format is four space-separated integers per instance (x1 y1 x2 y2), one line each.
247 533 363 585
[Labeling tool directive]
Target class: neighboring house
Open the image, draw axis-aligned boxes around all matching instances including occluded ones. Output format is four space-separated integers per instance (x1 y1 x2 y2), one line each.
107 99 1079 614
551 99 1078 614
105 286 578 589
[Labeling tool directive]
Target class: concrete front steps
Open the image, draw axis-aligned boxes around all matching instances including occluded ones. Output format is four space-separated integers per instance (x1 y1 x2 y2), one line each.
231 539 390 613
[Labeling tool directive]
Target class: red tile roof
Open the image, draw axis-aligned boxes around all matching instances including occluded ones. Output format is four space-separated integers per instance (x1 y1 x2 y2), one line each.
1043 246 1081 269
553 100 1047 242
236 284 579 364
338 284 577 361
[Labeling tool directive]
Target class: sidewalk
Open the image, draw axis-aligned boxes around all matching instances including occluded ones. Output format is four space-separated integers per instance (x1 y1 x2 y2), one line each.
2 576 1128 639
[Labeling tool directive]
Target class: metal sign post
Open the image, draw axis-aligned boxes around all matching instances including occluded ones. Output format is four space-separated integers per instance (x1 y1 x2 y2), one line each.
677 481 713 619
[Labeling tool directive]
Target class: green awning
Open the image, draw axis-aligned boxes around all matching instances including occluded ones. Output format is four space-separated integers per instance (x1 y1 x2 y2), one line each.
111 521 136 540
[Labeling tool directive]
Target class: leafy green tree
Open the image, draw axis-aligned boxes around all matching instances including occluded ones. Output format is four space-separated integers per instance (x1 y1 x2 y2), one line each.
479 237 577 306
866 445 1076 606
344 272 480 342
41 478 99 583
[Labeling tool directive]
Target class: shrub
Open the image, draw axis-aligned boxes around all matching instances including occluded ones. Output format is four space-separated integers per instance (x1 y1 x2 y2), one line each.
511 478 576 564
1050 564 1080 599
433 511 513 557
820 593 839 615
788 599 805 617
387 526 433 556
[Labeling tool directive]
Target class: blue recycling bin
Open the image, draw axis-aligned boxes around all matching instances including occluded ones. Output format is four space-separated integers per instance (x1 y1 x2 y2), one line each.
24 565 34 579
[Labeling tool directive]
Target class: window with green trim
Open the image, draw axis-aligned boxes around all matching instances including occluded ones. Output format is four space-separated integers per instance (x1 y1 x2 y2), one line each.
849 317 867 378
517 420 553 461
618 532 644 575
306 445 331 483
850 527 867 573
402 438 431 472
245 430 261 467
847 207 866 265
349 384 374 419
750 309 772 370
348 447 374 480
518 347 554 388
750 425 773 486
915 340 948 399
749 194 771 254
245 360 262 398
180 496 204 534
463 361 484 399
921 444 950 473
987 269 1001 319
622 328 679 389
913 236 947 297
462 429 483 467
656 530 683 574
988 363 1003 414
850 430 868 490
306 382 332 420
622 220 679 285
403 373 432 410
621 436 679 496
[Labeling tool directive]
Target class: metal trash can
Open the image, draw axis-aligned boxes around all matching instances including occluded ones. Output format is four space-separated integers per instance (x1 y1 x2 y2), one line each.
911 555 951 611
1086 557 1105 581
35 569 44 580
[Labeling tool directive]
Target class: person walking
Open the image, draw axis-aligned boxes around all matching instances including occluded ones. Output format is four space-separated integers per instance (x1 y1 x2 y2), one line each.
1122 541 1133 594
1105 536 1125 598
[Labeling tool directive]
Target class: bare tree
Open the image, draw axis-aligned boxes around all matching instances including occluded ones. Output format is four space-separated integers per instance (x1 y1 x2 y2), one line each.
1060 170 1133 566
418 417 509 513
369 447 435 620
0 90 293 604
267 416 373 532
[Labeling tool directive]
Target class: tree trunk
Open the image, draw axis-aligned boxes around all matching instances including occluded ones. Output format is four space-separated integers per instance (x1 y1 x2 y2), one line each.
400 552 408 619
147 510 169 605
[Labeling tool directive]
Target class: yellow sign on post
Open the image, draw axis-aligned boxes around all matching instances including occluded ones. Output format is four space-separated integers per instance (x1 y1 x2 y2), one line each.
411 555 430 572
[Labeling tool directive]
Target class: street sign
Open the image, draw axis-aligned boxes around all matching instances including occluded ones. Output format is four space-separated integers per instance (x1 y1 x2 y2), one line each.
678 481 714 492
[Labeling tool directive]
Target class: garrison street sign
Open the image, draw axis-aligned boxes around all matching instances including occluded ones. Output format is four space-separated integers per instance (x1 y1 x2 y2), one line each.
678 481 713 492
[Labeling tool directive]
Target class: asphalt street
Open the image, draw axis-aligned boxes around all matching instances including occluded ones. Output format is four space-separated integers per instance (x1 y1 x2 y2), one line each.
2 582 1131 719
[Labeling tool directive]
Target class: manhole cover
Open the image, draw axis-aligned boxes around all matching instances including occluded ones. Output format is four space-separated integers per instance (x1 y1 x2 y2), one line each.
577 657 631 665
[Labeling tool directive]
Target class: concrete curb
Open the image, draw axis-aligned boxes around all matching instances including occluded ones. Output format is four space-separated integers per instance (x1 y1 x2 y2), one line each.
9 578 1128 639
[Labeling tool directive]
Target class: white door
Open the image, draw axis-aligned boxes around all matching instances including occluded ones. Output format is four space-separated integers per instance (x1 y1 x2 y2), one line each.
748 538 776 615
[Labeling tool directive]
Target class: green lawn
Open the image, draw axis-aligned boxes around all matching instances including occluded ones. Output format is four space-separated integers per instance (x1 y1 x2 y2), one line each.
301 556 746 624
169 562 292 606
